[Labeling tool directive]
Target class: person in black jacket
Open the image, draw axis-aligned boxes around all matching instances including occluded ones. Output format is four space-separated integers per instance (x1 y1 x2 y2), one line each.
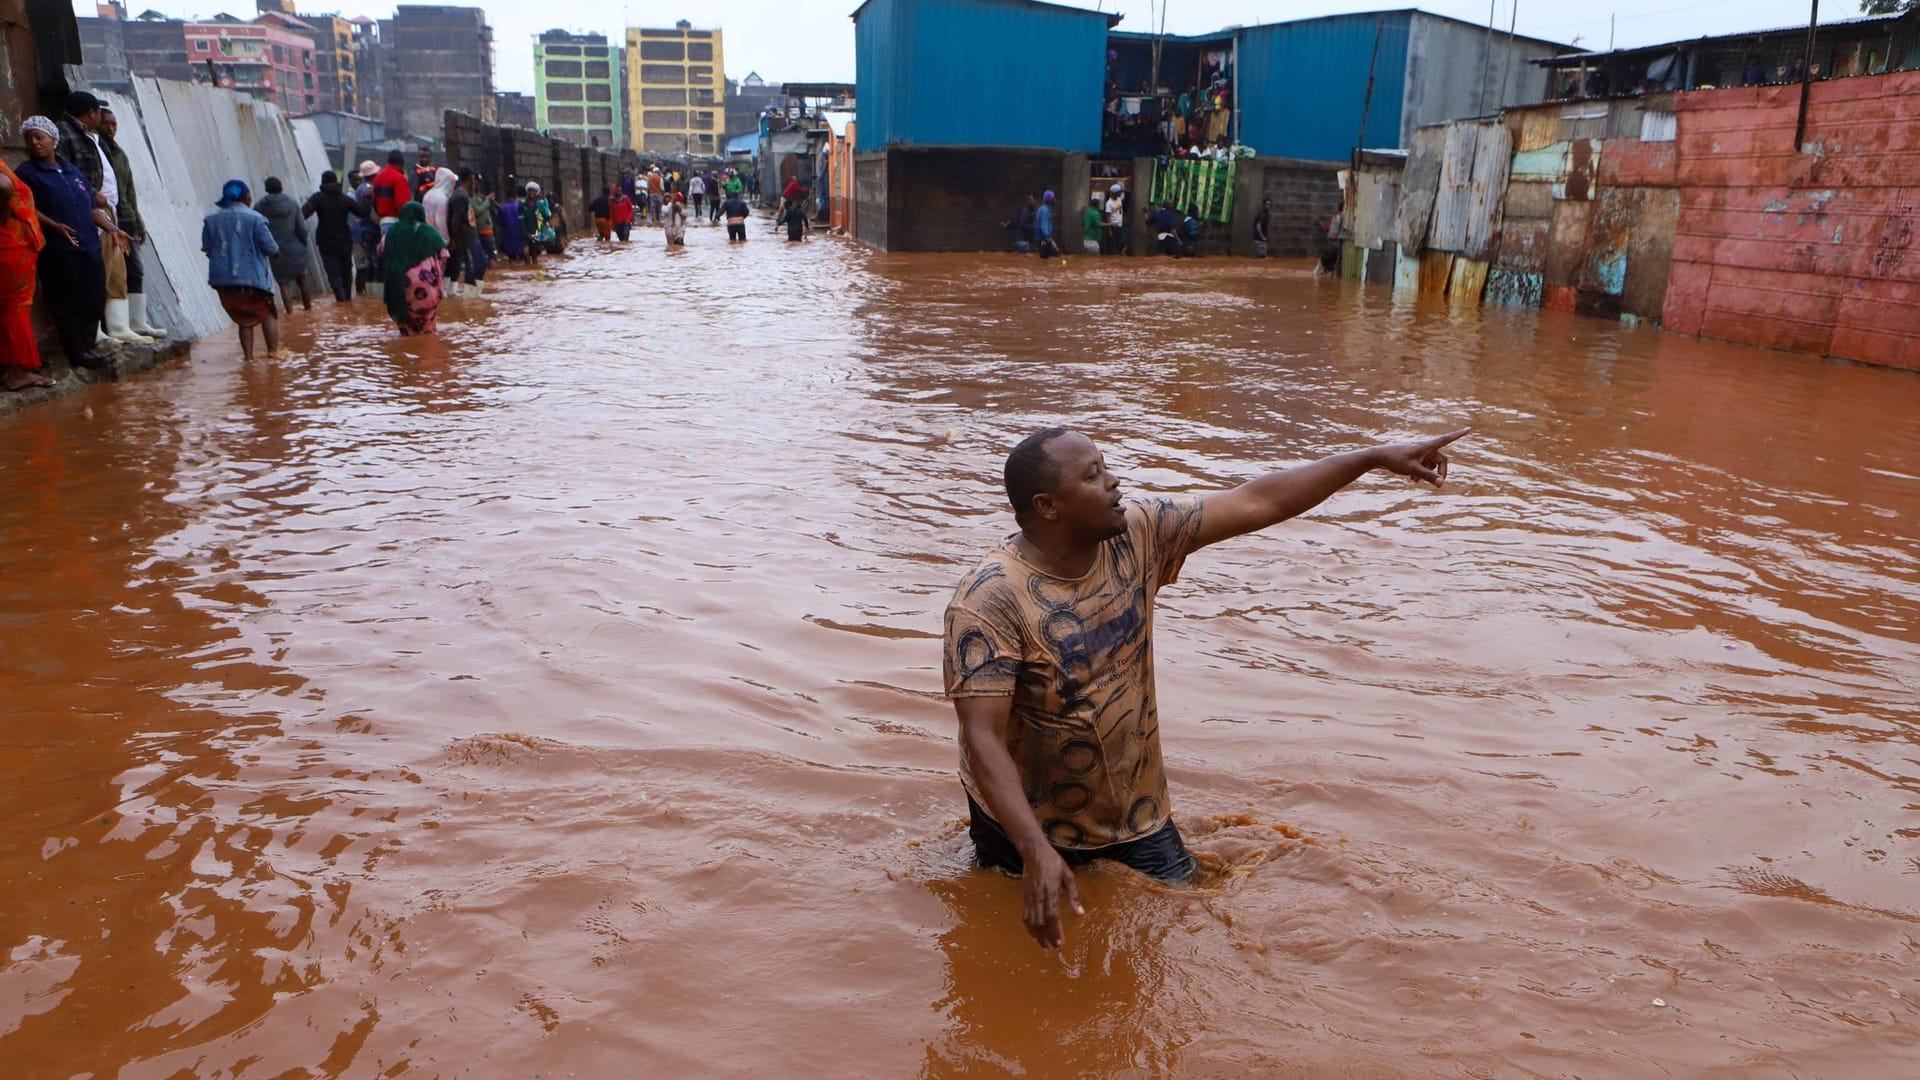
302 171 368 303
445 168 480 296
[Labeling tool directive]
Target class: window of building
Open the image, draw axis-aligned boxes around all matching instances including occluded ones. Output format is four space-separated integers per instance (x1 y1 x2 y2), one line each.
688 66 712 82
641 64 685 84
550 105 586 124
546 59 583 78
643 109 689 128
692 88 716 105
587 106 614 125
687 30 712 39
586 83 612 102
688 42 712 62
642 88 686 105
584 60 610 79
548 82 584 102
639 40 684 61
695 111 713 126
584 46 607 58
547 44 580 56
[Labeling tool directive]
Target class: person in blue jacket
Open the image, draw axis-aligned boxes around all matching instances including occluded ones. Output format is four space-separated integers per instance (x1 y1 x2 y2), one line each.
201 179 282 362
1034 190 1060 258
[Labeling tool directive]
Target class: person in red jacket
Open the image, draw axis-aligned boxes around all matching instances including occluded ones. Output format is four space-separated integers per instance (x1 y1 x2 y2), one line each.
371 150 409 228
609 185 635 242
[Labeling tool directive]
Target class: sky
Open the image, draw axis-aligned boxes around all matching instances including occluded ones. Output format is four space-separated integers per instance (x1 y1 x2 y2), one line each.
80 0 1849 95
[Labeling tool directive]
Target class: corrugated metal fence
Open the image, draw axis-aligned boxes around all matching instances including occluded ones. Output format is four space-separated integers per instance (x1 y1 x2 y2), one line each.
102 78 331 343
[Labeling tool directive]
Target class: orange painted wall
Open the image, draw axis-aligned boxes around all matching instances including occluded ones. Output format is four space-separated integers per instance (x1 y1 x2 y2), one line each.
1662 71 1920 371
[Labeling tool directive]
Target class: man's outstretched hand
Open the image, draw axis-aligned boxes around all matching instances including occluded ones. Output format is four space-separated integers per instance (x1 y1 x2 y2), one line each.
1023 845 1084 950
1374 428 1471 488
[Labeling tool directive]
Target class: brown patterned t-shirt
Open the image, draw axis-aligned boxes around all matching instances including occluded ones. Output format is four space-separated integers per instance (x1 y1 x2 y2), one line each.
943 496 1205 849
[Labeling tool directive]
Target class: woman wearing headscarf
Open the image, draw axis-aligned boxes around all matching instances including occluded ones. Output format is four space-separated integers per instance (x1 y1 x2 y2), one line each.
201 179 282 362
0 159 51 389
518 180 549 265
524 183 554 263
254 176 311 312
663 190 687 248
422 167 457 239
378 202 448 336
14 116 111 371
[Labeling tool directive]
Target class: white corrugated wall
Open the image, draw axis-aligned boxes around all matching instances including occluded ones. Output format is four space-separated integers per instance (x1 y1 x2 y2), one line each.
101 79 331 342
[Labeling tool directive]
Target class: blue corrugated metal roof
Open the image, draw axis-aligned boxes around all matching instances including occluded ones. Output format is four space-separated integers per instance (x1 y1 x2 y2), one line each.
1236 11 1413 162
855 0 1112 152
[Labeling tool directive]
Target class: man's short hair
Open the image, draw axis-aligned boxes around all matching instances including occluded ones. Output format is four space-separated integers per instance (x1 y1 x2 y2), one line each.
457 166 475 182
1004 427 1072 520
264 176 283 194
387 149 405 164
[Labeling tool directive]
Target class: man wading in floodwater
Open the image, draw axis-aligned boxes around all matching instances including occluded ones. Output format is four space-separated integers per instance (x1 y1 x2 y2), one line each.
944 426 1469 948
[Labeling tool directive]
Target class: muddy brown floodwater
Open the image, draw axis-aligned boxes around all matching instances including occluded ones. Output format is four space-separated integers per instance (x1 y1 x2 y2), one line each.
2 230 1918 1079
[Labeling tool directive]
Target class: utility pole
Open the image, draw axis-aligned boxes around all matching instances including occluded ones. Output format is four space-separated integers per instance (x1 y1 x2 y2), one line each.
1793 0 1819 150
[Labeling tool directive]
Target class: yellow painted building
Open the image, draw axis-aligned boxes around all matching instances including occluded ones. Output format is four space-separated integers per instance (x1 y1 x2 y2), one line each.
624 20 726 157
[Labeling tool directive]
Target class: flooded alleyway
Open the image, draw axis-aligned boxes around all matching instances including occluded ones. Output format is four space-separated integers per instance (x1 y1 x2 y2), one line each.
2 230 1917 1077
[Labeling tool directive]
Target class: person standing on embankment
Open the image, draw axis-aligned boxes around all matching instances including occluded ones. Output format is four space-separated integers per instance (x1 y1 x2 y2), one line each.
944 426 1469 949
17 115 110 372
0 159 52 390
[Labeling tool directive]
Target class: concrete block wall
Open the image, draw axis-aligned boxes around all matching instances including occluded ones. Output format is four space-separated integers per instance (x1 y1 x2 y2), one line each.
1252 158 1343 257
855 146 1075 253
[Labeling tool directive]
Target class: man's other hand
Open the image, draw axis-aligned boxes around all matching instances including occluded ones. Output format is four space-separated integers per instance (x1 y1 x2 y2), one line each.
1023 846 1083 949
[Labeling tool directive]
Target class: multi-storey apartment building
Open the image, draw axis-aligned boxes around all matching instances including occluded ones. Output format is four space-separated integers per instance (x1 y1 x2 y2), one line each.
184 14 318 115
624 20 725 156
534 29 623 148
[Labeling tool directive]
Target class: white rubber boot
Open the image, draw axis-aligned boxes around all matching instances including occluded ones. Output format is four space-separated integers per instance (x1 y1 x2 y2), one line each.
106 299 155 343
128 293 167 338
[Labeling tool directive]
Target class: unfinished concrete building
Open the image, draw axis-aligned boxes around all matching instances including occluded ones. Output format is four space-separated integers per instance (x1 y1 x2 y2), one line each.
377 4 494 140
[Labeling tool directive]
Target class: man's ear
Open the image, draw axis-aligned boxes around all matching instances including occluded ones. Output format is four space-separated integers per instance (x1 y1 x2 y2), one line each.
1031 492 1057 521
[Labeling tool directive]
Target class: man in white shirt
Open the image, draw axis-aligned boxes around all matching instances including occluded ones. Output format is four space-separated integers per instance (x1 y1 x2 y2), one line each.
1102 185 1126 255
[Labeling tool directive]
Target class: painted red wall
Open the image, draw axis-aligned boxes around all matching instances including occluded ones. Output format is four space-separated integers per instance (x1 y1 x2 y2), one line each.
1662 72 1920 371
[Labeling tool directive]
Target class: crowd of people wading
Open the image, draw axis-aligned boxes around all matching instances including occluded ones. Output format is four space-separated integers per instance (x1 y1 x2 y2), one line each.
2 96 806 382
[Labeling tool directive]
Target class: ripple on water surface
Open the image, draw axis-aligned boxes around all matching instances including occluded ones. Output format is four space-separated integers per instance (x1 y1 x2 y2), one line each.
1 235 1917 1075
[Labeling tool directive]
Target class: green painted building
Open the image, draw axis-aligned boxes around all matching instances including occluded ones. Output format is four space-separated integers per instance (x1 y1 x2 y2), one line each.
533 29 623 149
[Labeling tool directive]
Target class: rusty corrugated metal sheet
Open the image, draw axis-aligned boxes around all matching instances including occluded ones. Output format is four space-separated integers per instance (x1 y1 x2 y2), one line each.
1465 123 1512 261
1662 69 1920 370
1428 120 1510 260
1429 122 1479 252
1349 167 1403 250
1394 126 1446 251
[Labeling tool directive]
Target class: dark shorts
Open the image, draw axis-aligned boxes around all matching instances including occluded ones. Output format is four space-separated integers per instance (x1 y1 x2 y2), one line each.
967 794 1197 884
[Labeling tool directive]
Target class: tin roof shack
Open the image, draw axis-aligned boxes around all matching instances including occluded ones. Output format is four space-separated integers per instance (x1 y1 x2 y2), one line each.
1535 11 1920 101
1104 12 1570 164
1234 11 1569 163
851 0 1115 251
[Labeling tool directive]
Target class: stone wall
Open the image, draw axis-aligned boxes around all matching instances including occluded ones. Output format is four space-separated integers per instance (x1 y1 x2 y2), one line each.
442 110 639 236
